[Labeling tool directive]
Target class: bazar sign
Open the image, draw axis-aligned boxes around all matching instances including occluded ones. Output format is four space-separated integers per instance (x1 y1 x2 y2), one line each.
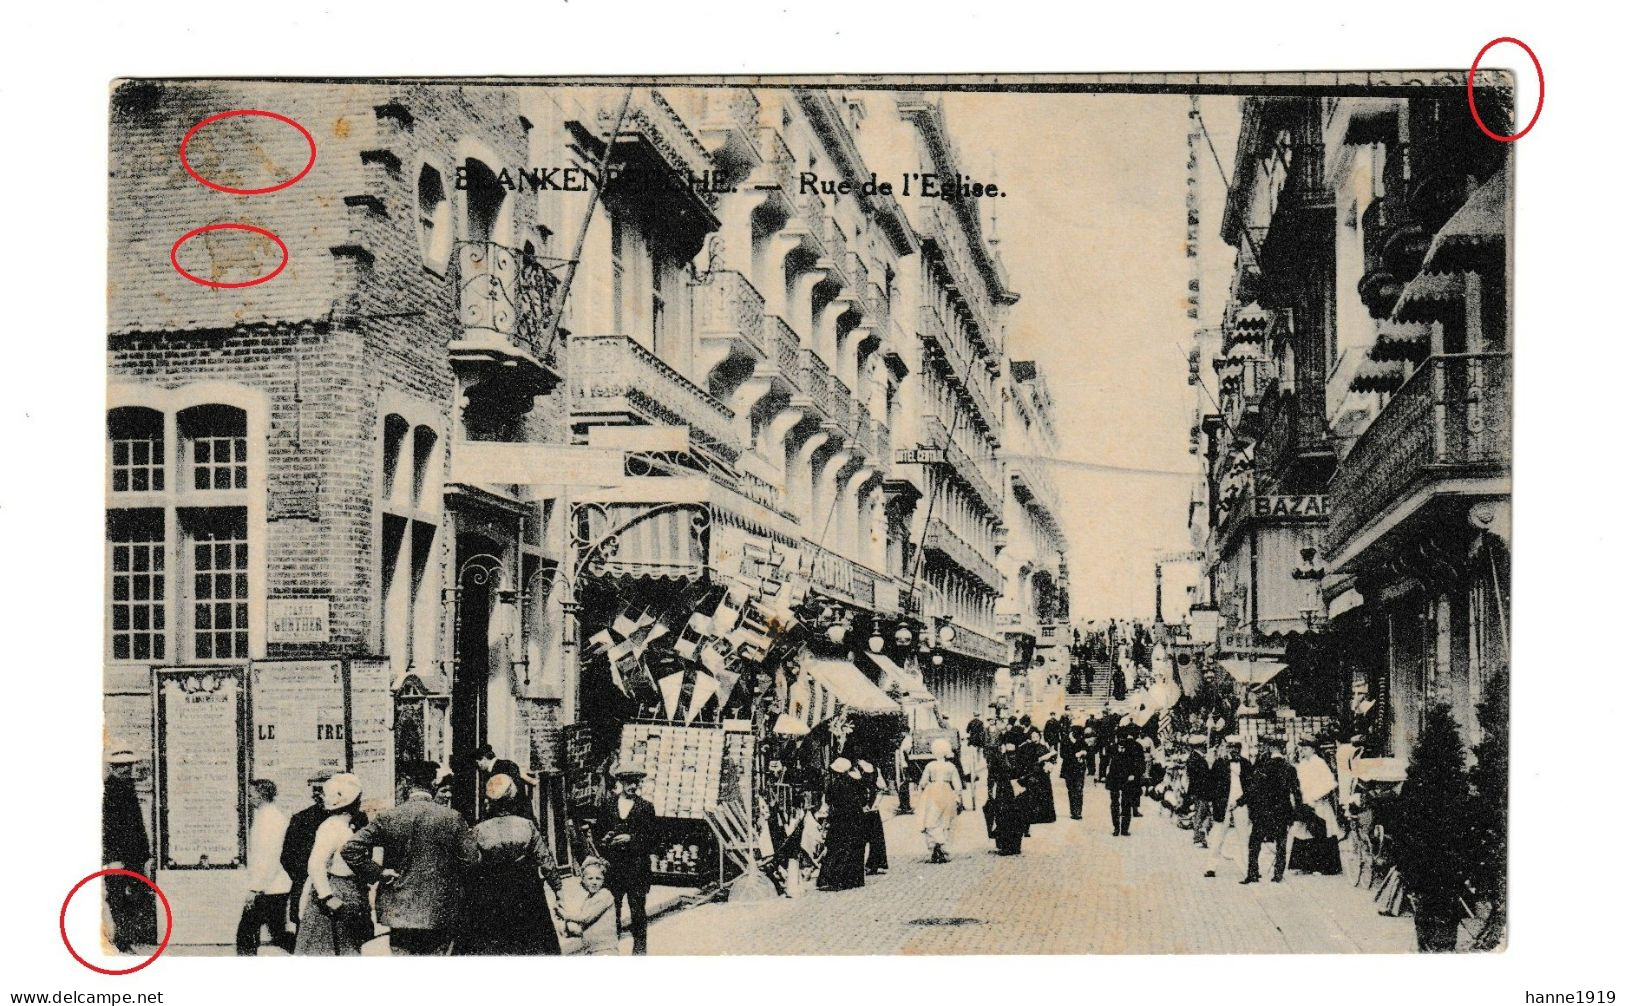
1252 494 1331 519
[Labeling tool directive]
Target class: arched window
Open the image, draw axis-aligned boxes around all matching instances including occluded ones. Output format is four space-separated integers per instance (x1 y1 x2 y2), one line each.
178 404 248 491
462 159 506 245
109 406 165 493
417 163 452 272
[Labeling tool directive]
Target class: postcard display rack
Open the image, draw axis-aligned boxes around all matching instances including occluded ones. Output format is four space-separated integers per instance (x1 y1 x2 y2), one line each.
618 722 724 886
617 721 757 887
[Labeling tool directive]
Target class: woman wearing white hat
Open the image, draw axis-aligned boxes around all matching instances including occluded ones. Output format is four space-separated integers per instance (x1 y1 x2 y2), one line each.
917 738 963 863
294 773 372 956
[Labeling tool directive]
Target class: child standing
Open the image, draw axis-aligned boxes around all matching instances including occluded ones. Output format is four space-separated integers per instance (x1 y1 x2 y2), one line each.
558 857 619 956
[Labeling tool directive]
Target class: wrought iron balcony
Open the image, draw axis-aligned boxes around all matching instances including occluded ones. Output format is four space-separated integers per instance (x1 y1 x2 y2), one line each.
798 347 837 424
694 269 767 362
569 335 739 461
452 240 562 372
1326 353 1511 562
762 315 802 395
831 375 854 437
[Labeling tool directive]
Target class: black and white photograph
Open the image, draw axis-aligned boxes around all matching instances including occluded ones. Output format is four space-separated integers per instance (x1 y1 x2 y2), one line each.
95 73 1513 957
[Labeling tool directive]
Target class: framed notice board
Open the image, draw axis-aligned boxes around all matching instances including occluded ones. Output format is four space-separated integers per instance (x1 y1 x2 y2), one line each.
154 666 247 870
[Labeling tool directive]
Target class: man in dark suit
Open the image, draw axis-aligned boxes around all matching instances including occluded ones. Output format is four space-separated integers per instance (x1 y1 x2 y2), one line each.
1235 736 1297 884
279 771 330 940
598 764 657 955
1102 725 1146 836
342 761 477 954
1185 742 1213 847
102 748 155 952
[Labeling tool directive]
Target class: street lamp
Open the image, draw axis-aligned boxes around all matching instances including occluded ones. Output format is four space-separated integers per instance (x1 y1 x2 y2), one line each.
868 632 885 653
894 626 914 648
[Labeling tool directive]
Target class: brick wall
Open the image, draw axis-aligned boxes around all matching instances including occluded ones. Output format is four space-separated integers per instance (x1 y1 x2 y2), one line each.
109 80 566 659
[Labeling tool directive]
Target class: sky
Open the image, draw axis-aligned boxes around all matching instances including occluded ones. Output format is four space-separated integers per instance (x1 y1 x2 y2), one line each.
942 92 1241 623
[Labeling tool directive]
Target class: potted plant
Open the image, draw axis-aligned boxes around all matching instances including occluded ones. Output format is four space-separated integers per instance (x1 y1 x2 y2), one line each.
1392 703 1475 952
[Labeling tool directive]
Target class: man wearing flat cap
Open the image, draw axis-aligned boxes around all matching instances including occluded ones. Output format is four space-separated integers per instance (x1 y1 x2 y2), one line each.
597 763 657 954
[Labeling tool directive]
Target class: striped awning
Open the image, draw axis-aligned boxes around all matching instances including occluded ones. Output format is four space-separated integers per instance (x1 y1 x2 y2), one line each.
1392 271 1464 323
1423 168 1507 273
1369 319 1431 363
1349 356 1407 394
802 655 899 718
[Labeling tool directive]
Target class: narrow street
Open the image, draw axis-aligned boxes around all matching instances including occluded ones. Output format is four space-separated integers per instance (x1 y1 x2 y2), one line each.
649 779 1412 954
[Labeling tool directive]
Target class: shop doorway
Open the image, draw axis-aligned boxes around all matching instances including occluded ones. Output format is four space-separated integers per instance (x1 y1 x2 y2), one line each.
452 531 503 820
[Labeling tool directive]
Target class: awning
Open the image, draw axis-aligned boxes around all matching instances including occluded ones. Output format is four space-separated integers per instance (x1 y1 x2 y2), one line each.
1349 356 1407 394
1369 319 1431 363
1220 657 1287 685
1392 271 1464 323
802 655 899 716
1423 168 1507 273
865 651 931 702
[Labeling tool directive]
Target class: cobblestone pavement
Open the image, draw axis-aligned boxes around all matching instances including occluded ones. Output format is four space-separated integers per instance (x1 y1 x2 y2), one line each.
648 777 1415 955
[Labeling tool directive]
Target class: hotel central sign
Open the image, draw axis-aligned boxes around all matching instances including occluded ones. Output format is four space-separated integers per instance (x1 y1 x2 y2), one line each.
1252 494 1332 519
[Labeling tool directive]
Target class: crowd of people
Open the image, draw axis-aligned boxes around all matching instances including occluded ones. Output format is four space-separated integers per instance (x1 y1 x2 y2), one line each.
103 746 663 957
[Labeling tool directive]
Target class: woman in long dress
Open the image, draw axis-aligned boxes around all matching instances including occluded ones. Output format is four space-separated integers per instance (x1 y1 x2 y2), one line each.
816 758 868 891
989 732 1028 855
1288 742 1344 875
918 739 963 863
293 773 373 956
459 774 564 955
1019 727 1059 826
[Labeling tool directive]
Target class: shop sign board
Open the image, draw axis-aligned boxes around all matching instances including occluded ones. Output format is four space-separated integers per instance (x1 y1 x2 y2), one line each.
896 447 947 465
267 598 331 644
1251 494 1332 519
155 667 246 870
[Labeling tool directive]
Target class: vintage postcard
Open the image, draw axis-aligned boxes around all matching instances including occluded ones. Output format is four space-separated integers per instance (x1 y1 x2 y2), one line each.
103 73 1511 956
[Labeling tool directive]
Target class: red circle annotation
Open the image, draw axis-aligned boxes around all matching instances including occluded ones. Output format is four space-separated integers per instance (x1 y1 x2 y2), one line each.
169 222 289 289
179 109 317 195
1468 37 1543 142
60 869 173 975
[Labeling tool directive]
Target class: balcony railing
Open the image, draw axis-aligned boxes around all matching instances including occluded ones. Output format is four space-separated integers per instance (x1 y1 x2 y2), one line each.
699 88 762 164
823 215 851 285
924 515 1000 590
597 90 715 197
757 126 798 197
1327 353 1511 558
918 302 997 431
570 335 738 458
831 375 854 437
799 347 836 422
921 413 1001 517
693 269 766 361
763 315 802 394
941 621 1008 665
454 241 561 364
